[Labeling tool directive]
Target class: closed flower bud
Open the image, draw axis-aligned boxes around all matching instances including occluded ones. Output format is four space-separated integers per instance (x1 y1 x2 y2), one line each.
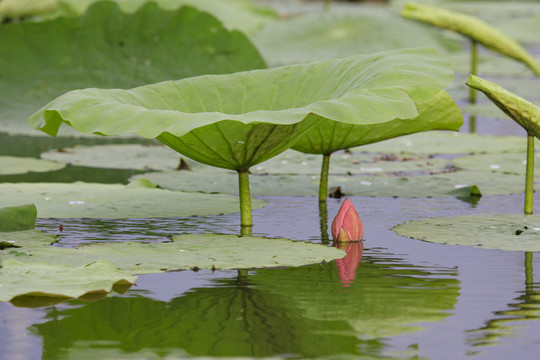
331 198 364 242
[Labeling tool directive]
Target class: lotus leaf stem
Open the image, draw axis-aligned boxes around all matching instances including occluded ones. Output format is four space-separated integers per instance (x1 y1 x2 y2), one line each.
469 40 478 133
525 133 535 215
238 170 253 234
319 154 331 202
319 200 330 244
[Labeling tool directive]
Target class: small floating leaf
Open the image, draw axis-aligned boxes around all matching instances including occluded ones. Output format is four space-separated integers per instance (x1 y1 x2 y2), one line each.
394 214 540 251
0 204 37 232
0 156 65 175
0 259 136 305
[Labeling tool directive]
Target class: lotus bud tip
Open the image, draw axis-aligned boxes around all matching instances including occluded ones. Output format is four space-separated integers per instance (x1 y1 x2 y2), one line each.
331 197 364 242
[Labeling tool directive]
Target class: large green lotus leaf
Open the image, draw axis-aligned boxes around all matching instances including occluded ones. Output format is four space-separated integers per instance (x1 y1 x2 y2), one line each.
0 156 65 175
292 90 462 154
0 204 36 232
401 2 540 76
135 169 524 197
252 255 459 338
251 8 461 66
29 48 457 170
452 153 540 175
3 233 344 273
0 1 265 135
466 75 540 138
356 131 530 154
394 214 540 251
0 259 136 304
0 182 266 218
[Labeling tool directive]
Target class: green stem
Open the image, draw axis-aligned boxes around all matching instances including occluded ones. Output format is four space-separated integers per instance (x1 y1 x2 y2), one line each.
525 133 535 215
323 0 331 12
319 200 330 244
469 40 478 133
238 170 253 233
319 154 331 202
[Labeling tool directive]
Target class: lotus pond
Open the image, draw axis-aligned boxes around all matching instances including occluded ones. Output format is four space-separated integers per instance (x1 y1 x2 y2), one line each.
3 0 540 359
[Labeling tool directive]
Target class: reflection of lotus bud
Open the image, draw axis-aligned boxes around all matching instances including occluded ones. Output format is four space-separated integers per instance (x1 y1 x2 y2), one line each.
331 198 364 242
333 241 364 287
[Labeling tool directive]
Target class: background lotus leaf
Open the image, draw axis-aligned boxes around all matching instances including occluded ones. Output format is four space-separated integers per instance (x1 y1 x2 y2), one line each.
401 2 540 75
394 214 540 251
356 131 531 154
0 0 56 17
251 7 461 66
453 153 540 175
134 169 525 198
0 156 65 175
2 232 344 273
0 204 36 232
0 182 266 218
0 259 136 304
0 1 265 135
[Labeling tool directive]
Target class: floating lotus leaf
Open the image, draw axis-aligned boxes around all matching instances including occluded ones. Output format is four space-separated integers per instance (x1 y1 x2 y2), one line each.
0 182 266 218
401 2 540 76
0 204 36 232
0 1 265 135
135 169 524 197
30 48 456 171
466 75 540 137
0 156 65 175
453 152 540 175
2 232 344 273
0 259 136 304
356 131 530 154
394 214 540 251
252 8 460 66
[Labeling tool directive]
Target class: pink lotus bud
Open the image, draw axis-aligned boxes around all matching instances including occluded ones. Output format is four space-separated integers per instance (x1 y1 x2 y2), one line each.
331 198 364 242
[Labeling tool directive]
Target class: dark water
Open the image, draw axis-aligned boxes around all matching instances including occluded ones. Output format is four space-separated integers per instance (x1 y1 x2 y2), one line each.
1 192 540 359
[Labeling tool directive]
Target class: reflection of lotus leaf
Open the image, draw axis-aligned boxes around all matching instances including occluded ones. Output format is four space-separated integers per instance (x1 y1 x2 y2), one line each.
394 214 540 251
252 255 460 339
0 2 265 135
31 277 366 358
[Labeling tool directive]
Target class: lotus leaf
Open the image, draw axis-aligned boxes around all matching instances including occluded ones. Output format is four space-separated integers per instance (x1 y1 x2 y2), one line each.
0 1 265 135
2 232 344 273
0 259 136 304
453 153 540 176
401 2 540 76
0 182 266 218
0 204 36 232
252 8 460 66
466 75 540 137
135 169 525 198
356 131 530 154
0 156 65 175
394 214 540 251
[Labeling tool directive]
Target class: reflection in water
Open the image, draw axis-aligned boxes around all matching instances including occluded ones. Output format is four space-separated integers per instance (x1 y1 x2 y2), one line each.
333 241 364 287
467 252 540 352
30 253 459 359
